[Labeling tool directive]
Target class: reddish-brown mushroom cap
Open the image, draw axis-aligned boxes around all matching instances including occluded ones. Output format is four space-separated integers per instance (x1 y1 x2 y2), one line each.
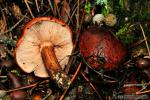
79 27 127 70
16 17 73 77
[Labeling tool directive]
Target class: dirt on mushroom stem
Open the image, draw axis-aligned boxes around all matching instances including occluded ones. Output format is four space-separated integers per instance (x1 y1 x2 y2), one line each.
41 44 71 89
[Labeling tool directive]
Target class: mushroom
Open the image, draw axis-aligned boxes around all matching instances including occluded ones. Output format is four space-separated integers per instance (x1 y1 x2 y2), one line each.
92 14 105 26
136 57 150 79
16 17 73 89
104 14 117 27
79 26 127 70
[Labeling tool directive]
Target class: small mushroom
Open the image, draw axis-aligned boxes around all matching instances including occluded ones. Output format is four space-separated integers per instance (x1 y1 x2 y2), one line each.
136 57 150 79
79 26 127 70
92 14 105 26
104 14 117 27
136 58 150 69
16 17 73 89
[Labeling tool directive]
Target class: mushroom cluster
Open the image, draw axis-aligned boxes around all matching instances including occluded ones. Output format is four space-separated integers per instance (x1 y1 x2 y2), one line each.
92 14 117 26
16 17 73 89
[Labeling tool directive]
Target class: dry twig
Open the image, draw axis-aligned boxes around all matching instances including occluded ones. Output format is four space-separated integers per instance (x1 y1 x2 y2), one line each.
136 89 150 95
0 13 27 35
139 24 150 56
24 0 34 18
66 10 84 73
35 0 40 12
6 80 49 93
80 71 102 100
59 62 82 100
48 0 55 15
76 0 80 30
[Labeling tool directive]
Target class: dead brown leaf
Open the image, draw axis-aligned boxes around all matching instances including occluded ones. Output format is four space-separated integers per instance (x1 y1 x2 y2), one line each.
11 3 23 19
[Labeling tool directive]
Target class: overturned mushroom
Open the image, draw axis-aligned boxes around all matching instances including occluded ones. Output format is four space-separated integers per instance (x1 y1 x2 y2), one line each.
16 17 73 89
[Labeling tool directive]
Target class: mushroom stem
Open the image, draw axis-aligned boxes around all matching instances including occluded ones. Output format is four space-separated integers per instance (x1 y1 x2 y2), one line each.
41 46 61 72
41 46 71 89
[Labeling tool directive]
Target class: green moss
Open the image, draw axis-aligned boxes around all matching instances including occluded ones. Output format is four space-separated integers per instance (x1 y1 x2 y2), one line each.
0 38 16 47
116 24 136 44
84 2 92 15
